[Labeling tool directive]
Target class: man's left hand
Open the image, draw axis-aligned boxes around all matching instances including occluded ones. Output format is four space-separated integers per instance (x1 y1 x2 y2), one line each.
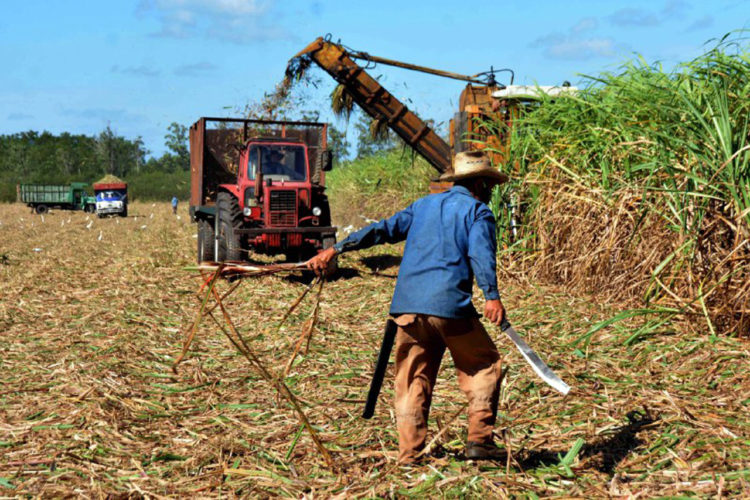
484 299 505 326
305 247 338 276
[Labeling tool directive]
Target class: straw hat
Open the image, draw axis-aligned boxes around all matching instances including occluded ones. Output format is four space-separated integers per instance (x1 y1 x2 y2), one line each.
439 151 509 185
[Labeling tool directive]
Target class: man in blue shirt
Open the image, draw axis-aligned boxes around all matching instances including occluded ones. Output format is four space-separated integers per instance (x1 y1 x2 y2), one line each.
307 151 509 463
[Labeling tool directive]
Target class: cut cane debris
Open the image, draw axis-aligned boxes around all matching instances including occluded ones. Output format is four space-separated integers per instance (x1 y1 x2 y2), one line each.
175 263 335 469
1 194 748 497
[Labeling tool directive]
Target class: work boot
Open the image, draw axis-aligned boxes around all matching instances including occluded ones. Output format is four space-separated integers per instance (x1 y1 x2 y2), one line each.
465 441 504 460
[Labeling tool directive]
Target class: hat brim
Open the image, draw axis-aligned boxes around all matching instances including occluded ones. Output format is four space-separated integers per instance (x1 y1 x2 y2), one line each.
439 169 509 185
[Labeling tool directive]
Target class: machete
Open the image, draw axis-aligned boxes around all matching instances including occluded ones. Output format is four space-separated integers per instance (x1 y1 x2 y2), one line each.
362 319 397 419
500 318 570 395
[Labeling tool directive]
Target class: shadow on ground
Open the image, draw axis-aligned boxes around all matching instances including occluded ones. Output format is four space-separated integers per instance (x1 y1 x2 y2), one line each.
513 409 656 474
359 254 402 272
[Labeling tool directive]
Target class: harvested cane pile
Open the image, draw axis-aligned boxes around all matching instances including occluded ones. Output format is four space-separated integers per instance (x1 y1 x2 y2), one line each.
0 201 748 497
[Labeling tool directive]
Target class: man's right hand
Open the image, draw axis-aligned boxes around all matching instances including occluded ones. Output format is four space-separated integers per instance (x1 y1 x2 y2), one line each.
484 299 505 326
305 247 338 276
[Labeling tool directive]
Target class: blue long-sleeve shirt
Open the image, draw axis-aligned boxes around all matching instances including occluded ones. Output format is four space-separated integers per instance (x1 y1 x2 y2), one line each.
334 185 500 318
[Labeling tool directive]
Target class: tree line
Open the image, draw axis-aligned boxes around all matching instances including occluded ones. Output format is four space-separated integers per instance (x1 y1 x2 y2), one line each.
0 123 191 202
1 113 411 203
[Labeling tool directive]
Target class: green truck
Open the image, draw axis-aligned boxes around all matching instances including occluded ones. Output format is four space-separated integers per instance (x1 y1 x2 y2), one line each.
19 183 97 214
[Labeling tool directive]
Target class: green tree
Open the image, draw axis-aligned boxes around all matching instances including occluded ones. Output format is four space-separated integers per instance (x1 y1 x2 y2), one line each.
96 125 147 177
164 122 190 170
353 112 399 158
328 124 351 166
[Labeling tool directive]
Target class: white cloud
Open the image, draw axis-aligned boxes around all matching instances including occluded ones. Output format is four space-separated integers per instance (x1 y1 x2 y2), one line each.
173 61 218 76
607 1 692 28
532 34 618 60
572 17 598 34
661 0 691 19
608 8 660 27
547 38 617 60
531 17 622 61
7 112 34 120
136 0 286 43
111 65 161 77
686 14 714 31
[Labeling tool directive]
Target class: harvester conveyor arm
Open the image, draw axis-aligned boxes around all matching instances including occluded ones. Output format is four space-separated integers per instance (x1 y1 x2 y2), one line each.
292 37 452 174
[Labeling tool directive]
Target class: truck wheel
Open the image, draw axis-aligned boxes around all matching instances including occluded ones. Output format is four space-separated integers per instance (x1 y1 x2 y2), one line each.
216 192 243 262
35 204 49 215
120 206 128 217
197 219 215 263
84 204 94 213
322 236 338 276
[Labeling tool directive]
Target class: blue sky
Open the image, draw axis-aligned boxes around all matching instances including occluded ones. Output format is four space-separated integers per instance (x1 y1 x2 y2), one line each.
1 0 748 157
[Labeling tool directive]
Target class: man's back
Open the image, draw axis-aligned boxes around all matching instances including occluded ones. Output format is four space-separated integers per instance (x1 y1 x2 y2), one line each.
334 185 499 318
392 186 498 318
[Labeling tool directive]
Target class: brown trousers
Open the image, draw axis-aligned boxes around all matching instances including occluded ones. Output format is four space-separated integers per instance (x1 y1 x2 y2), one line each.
392 314 503 463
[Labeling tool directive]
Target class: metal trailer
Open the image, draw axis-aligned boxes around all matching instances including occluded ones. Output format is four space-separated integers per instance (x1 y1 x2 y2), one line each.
19 183 96 214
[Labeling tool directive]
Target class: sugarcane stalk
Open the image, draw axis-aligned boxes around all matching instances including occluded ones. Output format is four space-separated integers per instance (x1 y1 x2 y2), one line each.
208 284 335 469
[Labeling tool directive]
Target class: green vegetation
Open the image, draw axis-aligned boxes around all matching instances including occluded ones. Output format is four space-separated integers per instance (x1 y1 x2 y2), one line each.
0 123 191 202
326 148 433 228
488 33 749 336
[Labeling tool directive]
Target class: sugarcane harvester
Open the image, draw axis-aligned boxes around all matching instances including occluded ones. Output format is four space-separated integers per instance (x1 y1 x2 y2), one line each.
289 36 519 182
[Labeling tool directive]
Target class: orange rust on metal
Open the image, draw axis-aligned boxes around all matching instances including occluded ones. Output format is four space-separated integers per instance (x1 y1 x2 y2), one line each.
293 37 452 174
450 84 507 167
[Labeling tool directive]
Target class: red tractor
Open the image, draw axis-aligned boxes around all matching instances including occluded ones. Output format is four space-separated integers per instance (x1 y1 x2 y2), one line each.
189 117 336 262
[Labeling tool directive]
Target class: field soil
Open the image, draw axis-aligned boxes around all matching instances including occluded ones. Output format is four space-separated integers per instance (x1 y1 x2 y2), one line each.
1 201 748 497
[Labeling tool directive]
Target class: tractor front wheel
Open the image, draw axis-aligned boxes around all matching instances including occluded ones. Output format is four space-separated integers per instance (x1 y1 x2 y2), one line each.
216 192 244 262
197 219 215 263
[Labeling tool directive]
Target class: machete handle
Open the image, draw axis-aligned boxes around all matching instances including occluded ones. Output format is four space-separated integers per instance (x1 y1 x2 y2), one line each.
362 319 398 419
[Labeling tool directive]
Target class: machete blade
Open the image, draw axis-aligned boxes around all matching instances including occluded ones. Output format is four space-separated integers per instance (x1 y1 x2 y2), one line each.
500 319 571 396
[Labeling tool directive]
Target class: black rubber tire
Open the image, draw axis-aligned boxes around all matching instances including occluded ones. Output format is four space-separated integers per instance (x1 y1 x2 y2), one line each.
216 192 244 262
197 219 215 263
120 205 128 218
35 204 49 215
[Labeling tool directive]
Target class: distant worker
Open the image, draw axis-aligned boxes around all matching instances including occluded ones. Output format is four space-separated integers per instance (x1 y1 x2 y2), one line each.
171 196 178 215
306 151 509 464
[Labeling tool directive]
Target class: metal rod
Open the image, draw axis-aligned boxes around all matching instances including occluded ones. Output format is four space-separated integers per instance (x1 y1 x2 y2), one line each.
346 50 486 85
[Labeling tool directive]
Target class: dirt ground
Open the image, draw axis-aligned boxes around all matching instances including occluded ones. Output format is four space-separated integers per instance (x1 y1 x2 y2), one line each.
1 201 748 498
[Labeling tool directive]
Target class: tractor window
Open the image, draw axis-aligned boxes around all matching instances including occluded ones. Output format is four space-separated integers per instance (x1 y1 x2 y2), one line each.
248 145 307 182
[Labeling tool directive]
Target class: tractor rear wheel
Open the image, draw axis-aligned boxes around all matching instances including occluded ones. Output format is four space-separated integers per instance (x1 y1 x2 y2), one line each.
216 192 244 262
197 219 215 262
